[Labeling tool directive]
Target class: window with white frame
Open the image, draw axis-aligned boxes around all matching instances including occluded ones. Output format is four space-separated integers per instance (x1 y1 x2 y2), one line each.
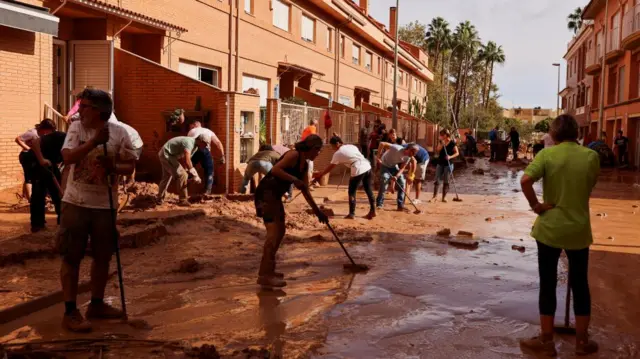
178 60 219 87
399 70 404 85
272 0 290 32
340 36 345 58
326 28 333 52
316 90 331 99
301 14 315 42
365 51 372 71
244 0 252 14
352 44 360 65
414 78 418 91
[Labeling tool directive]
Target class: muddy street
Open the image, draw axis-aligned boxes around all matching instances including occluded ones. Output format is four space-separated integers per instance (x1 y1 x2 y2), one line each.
1 160 640 358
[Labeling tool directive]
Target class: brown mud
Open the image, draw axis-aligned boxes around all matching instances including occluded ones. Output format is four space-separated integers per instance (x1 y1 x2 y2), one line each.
1 158 640 358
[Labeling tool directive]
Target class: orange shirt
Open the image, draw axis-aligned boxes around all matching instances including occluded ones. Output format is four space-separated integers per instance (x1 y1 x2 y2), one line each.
301 125 317 140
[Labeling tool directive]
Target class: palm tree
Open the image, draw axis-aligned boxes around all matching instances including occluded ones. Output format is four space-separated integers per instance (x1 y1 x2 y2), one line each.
478 41 505 108
479 42 505 108
426 17 450 70
451 21 481 127
567 7 583 34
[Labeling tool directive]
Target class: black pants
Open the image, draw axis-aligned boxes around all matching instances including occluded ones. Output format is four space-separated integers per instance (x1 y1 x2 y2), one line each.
30 167 62 228
537 241 591 317
348 170 375 215
618 148 628 165
490 142 497 160
360 144 369 158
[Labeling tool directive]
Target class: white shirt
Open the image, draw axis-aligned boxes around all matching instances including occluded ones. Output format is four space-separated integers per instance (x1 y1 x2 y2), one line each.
19 129 38 151
542 133 555 148
331 144 371 177
62 121 136 209
108 114 143 153
188 127 220 150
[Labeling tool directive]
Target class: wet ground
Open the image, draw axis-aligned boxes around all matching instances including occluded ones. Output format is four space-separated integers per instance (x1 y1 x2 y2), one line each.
1 159 640 358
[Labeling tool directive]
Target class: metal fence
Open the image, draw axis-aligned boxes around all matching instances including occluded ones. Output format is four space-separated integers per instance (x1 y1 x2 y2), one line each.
279 103 308 145
279 103 362 145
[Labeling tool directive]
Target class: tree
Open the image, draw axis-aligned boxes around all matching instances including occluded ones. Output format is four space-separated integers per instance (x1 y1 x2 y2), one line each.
451 21 481 130
478 41 506 108
567 7 583 34
426 17 451 70
398 21 428 50
534 117 552 133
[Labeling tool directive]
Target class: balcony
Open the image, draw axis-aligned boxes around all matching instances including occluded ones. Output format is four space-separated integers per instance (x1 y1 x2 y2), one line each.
605 29 624 63
622 4 640 50
585 46 602 74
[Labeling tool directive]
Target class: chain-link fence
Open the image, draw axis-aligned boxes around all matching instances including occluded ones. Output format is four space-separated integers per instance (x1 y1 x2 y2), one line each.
280 103 362 145
280 103 310 145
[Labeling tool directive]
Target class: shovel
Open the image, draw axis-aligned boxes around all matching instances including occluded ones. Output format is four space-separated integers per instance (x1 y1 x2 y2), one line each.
390 179 422 214
554 279 576 335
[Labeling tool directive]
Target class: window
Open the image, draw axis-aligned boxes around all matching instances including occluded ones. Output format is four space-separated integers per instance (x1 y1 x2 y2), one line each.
352 44 360 65
316 90 331 99
272 0 290 32
414 78 418 91
619 65 625 102
365 51 372 71
242 75 269 106
326 28 333 52
240 112 255 163
377 57 381 74
399 70 404 86
338 95 352 106
301 14 315 42
340 35 345 58
244 0 252 14
178 60 220 87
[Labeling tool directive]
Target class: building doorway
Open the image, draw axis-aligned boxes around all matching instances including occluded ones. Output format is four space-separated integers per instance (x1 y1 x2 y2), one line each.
52 40 67 115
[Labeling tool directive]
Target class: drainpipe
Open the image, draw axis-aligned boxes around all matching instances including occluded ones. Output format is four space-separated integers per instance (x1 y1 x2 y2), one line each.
51 0 68 15
228 0 234 90
597 2 610 140
225 93 231 195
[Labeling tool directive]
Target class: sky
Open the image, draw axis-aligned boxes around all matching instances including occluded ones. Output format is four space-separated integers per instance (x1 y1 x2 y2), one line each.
368 0 586 109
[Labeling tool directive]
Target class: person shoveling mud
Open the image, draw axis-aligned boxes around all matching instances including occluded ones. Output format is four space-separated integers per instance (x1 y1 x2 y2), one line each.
431 129 459 203
519 115 599 357
313 135 376 220
375 142 418 211
254 135 328 289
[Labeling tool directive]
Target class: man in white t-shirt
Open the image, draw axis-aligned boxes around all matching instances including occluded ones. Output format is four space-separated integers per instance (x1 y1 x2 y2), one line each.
187 121 225 194
15 119 57 201
108 114 143 184
313 135 376 219
58 89 136 333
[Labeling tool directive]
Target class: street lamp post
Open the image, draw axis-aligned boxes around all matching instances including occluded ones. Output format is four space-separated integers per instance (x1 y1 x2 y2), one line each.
552 63 561 115
392 0 400 130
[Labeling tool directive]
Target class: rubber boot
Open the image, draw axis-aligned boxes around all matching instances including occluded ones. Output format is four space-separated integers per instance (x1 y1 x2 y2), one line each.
442 184 450 203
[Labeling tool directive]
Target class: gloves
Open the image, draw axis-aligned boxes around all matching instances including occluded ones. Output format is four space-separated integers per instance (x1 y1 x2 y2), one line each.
188 167 198 177
192 175 202 184
219 157 226 164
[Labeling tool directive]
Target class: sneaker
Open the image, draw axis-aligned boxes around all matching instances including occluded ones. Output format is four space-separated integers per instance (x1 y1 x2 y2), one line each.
576 338 599 356
63 310 92 332
257 275 287 288
345 214 356 220
86 302 124 320
397 206 407 212
441 198 448 203
31 225 46 233
429 197 438 203
364 211 376 220
413 199 422 205
519 335 557 357
376 205 384 210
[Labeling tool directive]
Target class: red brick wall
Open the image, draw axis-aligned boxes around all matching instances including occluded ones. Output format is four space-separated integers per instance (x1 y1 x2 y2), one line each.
113 48 228 191
0 26 52 189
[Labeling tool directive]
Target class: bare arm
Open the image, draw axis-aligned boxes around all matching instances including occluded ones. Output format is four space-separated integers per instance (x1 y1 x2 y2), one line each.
15 137 30 151
520 174 554 214
396 158 414 177
270 151 305 184
448 145 460 160
314 163 336 180
210 133 225 158
184 149 194 169
376 142 392 162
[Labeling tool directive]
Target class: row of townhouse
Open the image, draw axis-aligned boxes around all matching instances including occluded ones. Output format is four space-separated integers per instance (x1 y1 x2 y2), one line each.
563 0 640 168
0 0 434 192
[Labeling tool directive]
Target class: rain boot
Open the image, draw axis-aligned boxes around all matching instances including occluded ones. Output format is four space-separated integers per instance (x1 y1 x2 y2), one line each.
442 184 450 203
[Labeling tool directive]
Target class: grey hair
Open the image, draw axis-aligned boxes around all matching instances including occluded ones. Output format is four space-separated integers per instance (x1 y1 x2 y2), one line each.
80 88 113 122
406 143 420 152
550 114 579 143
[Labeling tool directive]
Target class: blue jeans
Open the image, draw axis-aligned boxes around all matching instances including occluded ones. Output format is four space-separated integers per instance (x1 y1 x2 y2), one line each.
192 147 214 194
376 165 406 208
435 163 454 184
240 160 273 193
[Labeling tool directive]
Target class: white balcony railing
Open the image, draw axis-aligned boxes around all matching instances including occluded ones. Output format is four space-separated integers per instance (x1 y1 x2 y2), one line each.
622 4 640 41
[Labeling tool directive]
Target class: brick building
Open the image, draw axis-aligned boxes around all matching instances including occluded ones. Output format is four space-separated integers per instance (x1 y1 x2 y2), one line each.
576 0 640 168
0 0 434 192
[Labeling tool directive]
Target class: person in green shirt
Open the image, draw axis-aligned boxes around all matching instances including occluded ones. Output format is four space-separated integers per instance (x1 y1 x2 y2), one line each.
157 135 209 206
239 145 282 194
519 114 600 357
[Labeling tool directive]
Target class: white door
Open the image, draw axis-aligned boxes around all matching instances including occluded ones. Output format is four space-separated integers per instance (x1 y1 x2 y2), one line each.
242 75 269 107
69 40 113 107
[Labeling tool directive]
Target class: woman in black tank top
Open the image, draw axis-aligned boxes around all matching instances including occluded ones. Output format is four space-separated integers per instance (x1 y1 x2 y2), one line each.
255 135 327 289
